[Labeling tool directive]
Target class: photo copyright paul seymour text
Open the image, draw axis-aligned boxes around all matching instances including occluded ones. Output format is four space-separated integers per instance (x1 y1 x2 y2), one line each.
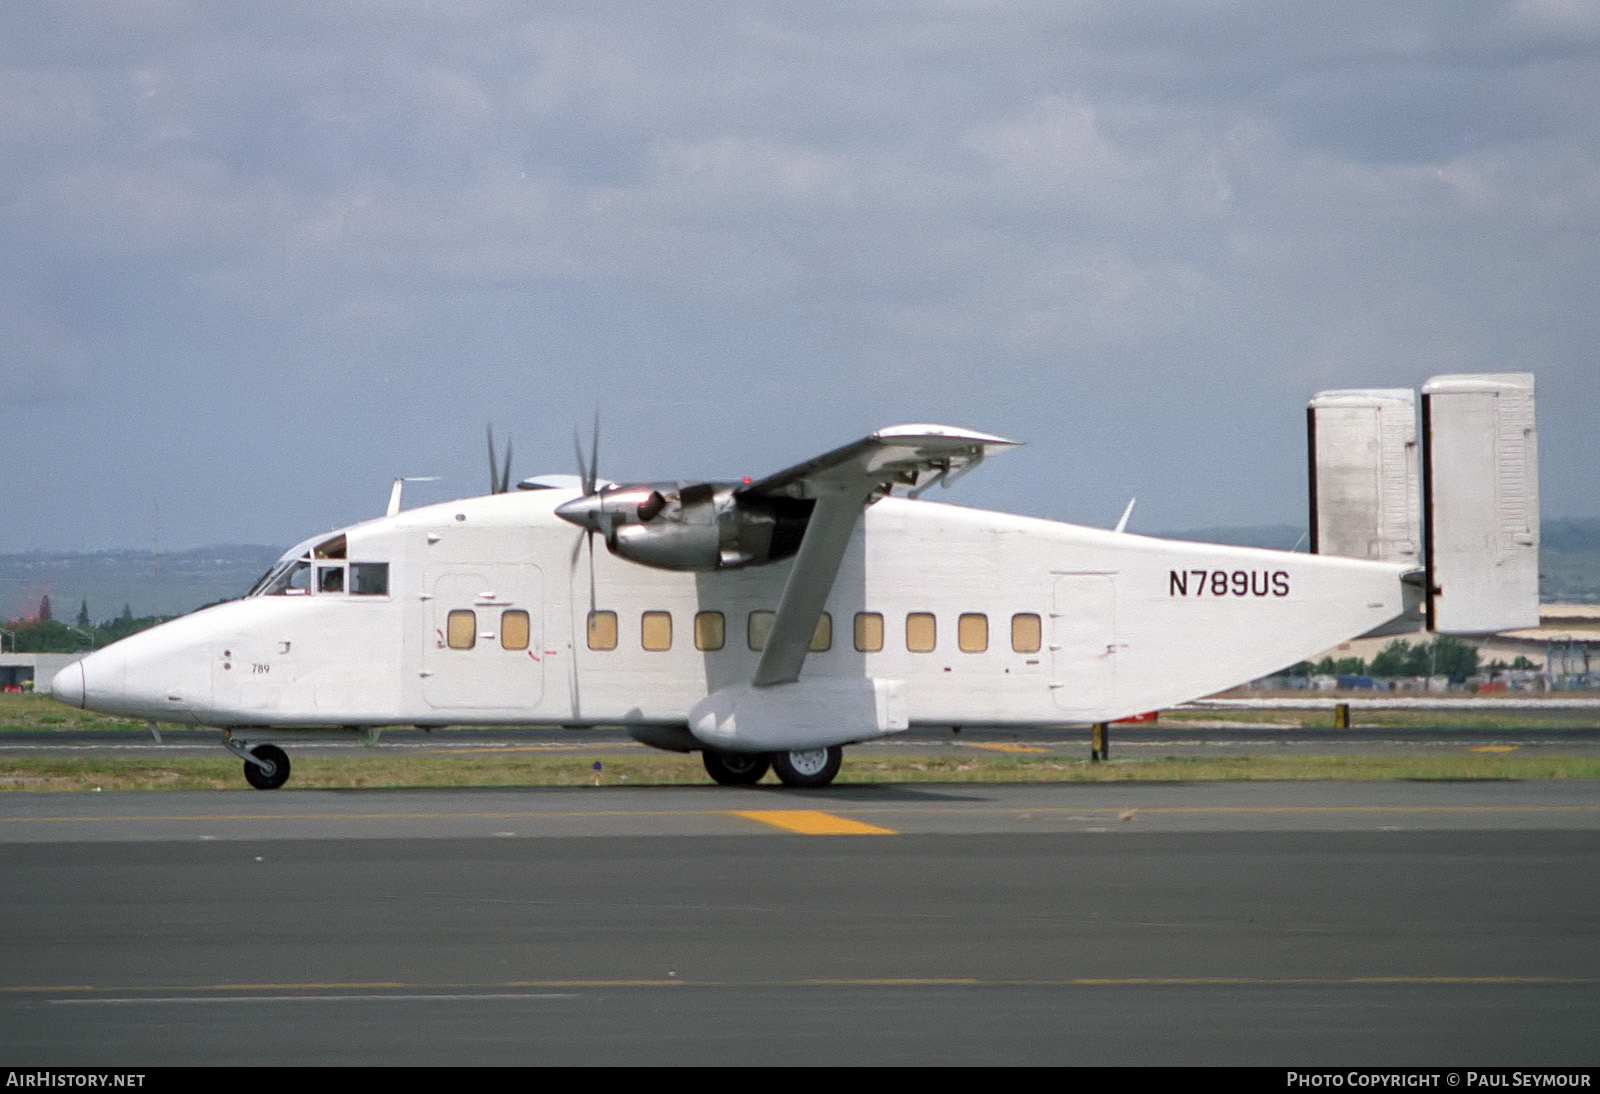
1287 1075 1592 1089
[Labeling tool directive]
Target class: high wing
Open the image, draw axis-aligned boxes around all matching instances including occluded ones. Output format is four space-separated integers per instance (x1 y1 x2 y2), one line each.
738 423 1019 505
743 424 1020 687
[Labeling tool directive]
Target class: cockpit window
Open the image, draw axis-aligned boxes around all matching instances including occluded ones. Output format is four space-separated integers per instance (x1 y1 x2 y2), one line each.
351 563 389 596
246 567 277 598
262 559 312 596
247 524 387 599
314 535 347 559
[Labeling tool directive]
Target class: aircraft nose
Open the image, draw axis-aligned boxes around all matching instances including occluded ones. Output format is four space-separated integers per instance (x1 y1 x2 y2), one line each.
51 661 85 708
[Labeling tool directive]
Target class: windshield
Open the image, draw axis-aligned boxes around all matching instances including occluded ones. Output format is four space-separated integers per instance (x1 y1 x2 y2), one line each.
259 559 312 596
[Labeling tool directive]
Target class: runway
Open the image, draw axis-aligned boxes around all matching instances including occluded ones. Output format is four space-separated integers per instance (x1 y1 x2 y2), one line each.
3 782 1598 1065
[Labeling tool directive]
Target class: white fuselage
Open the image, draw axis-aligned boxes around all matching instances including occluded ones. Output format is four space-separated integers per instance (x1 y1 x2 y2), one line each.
59 488 1416 735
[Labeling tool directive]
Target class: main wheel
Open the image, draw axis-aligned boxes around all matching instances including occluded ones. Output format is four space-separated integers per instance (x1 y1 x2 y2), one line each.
702 749 770 787
243 744 291 790
771 746 842 789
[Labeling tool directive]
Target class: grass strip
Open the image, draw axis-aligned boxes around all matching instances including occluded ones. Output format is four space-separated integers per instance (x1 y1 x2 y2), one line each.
6 692 1598 734
2 750 1598 792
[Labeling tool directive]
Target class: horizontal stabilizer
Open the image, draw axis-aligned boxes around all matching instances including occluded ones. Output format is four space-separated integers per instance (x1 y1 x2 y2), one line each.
1309 373 1540 635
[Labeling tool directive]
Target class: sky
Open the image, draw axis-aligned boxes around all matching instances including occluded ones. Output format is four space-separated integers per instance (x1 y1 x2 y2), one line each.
4 1 1598 554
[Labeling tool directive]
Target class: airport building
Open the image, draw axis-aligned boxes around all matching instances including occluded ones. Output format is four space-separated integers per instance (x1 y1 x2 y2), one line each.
0 652 87 692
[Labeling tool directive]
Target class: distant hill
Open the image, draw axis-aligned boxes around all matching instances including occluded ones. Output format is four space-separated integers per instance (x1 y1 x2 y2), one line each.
5 518 1598 623
1539 518 1600 603
0 545 281 623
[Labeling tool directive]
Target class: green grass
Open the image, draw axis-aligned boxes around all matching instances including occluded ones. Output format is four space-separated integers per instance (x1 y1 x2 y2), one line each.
5 692 1597 791
1157 702 1600 730
8 690 1598 736
0 693 154 732
2 749 1598 792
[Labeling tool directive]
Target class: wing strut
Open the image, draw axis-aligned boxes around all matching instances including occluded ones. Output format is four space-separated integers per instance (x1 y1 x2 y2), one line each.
752 484 872 688
745 423 1020 689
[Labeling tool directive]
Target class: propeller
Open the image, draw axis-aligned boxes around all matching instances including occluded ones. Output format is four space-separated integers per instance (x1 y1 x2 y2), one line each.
486 424 513 494
567 415 603 614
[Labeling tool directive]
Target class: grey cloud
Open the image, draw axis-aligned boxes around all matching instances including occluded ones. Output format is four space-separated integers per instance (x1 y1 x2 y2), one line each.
1 1 1596 552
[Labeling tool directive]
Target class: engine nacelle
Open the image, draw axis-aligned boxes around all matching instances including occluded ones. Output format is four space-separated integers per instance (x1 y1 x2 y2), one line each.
610 520 721 570
605 485 812 572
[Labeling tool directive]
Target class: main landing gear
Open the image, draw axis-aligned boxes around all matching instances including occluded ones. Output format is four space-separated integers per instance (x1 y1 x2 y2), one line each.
701 746 843 789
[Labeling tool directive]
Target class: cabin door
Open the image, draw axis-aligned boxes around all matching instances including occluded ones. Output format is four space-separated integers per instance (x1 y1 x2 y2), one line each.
1050 574 1117 713
421 565 544 710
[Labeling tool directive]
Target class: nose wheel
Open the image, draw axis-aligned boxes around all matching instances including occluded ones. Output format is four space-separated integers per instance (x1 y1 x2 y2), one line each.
242 744 291 790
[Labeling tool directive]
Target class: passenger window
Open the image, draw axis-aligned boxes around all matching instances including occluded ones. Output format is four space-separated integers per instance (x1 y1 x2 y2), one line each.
958 613 988 653
501 610 530 650
317 565 345 594
351 563 389 596
810 612 832 652
748 610 775 651
854 612 884 653
446 610 476 650
906 612 937 653
694 611 725 651
588 610 618 651
642 611 672 651
1011 613 1042 654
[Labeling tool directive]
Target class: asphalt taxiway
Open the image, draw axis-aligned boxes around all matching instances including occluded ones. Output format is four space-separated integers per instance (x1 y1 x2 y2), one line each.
2 780 1597 1065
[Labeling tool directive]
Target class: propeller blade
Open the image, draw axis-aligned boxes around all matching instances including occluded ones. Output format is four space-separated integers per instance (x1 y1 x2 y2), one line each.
487 424 500 494
501 438 513 496
588 411 599 497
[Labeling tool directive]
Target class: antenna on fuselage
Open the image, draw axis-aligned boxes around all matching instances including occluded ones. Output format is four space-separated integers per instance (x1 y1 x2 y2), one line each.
386 476 440 517
1113 497 1136 534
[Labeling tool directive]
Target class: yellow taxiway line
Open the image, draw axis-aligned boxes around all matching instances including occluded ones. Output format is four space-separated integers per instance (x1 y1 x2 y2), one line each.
733 810 898 835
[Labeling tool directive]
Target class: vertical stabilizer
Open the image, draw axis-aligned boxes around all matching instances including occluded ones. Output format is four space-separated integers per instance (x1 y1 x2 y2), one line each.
1422 373 1539 633
1307 388 1420 564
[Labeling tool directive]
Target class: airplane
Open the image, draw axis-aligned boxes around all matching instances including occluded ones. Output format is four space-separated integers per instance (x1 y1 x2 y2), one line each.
49 373 1540 790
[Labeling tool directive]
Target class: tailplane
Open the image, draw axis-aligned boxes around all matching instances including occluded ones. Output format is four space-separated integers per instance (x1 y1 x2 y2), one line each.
1308 372 1539 634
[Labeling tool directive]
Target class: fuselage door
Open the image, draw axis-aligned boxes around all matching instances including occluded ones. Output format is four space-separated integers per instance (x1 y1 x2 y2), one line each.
422 566 544 710
1049 574 1117 714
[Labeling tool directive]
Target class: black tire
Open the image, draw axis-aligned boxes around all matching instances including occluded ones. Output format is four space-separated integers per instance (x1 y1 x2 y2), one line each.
702 749 770 786
771 746 842 789
243 744 291 790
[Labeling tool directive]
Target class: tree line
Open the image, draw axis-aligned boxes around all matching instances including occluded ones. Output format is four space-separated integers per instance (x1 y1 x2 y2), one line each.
1285 635 1536 681
1 596 171 653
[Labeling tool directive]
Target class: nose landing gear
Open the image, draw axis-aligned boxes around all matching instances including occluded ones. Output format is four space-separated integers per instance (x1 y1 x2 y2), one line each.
221 732 292 790
242 744 291 790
